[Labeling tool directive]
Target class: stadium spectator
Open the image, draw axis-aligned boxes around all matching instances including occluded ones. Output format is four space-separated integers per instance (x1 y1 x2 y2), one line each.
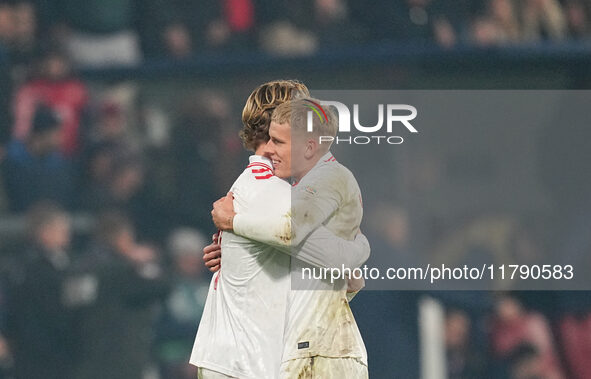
552 210 591 379
0 1 40 74
81 156 144 211
12 49 88 157
169 91 241 232
0 2 12 47
46 0 144 67
78 101 138 172
2 105 74 212
350 0 469 47
5 202 77 379
9 1 36 66
352 203 421 377
258 0 358 51
155 228 209 379
0 37 10 149
162 0 256 57
257 1 318 56
521 0 568 41
85 102 129 147
0 273 12 377
75 211 170 379
472 0 521 45
564 0 591 39
0 335 10 378
490 295 565 379
445 309 487 379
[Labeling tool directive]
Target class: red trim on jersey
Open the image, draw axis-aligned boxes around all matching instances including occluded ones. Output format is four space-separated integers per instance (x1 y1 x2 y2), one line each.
251 167 272 174
214 230 222 290
247 162 272 171
214 272 220 290
255 173 273 180
324 155 336 162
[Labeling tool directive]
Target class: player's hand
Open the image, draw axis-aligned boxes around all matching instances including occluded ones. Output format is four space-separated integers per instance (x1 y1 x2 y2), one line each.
347 276 365 293
203 233 221 273
211 192 236 230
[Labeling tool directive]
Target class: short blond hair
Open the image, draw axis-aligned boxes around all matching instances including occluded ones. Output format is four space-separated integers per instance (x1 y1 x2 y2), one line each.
271 98 338 139
240 80 309 151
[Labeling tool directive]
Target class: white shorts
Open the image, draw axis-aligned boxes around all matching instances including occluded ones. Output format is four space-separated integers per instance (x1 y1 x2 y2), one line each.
280 357 368 379
197 367 236 379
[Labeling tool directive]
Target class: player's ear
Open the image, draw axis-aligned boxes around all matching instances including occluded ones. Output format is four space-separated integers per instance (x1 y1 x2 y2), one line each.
304 138 316 159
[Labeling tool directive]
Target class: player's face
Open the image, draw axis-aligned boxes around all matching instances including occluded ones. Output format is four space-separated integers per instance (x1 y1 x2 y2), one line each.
265 121 291 179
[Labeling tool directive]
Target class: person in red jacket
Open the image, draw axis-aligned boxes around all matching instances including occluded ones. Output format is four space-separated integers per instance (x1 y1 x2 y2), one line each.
12 50 88 157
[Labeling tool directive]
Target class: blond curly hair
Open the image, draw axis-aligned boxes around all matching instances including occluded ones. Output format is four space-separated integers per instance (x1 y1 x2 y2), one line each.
240 79 309 151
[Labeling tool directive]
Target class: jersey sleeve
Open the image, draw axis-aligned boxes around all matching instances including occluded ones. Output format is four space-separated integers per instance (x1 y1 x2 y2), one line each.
232 171 343 248
232 175 369 270
232 177 292 248
281 228 370 270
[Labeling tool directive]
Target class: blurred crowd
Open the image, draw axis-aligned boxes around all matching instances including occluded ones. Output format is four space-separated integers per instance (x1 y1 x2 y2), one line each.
0 1 590 379
0 203 211 379
355 202 591 379
0 0 589 70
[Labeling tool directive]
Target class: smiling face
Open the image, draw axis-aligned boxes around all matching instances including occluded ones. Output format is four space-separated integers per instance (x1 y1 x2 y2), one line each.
266 120 312 180
265 121 292 179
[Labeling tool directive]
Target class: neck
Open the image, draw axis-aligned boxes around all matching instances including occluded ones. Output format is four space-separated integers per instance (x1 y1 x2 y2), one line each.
294 154 323 182
254 145 266 156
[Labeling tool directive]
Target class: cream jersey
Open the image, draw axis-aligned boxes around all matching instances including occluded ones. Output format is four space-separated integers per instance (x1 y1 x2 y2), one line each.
190 155 369 379
233 152 368 367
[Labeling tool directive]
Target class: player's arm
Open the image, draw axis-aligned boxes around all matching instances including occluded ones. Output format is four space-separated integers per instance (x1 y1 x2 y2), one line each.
222 174 342 248
212 179 292 248
203 233 221 273
284 227 370 271
212 186 369 270
346 276 365 301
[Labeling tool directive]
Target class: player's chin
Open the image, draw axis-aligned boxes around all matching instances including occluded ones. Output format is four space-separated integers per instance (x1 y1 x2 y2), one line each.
275 167 289 179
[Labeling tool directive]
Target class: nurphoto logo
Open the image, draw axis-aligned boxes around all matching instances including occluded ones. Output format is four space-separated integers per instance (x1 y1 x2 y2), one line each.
307 101 419 145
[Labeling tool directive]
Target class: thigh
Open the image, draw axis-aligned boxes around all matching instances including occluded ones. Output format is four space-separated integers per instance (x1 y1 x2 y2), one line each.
280 358 313 379
313 357 369 379
280 357 368 379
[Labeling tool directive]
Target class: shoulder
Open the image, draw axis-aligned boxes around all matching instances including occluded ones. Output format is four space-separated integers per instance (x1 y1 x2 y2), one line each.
231 169 290 207
303 161 360 194
235 164 289 189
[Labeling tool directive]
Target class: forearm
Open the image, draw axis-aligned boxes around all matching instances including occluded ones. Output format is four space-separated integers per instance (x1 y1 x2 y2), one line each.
233 212 292 248
276 228 370 270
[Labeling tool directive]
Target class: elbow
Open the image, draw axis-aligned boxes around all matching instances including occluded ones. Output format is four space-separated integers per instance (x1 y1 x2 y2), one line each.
276 218 294 246
349 243 370 270
342 251 369 271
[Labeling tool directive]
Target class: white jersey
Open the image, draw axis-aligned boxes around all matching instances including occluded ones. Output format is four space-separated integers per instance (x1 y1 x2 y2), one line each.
283 152 367 366
233 152 368 368
190 155 369 378
190 155 290 379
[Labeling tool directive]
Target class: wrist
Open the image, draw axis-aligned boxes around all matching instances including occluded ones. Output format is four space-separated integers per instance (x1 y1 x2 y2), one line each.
226 212 236 230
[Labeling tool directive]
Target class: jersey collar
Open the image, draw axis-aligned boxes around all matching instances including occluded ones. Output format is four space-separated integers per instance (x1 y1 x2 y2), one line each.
320 151 335 163
247 155 274 171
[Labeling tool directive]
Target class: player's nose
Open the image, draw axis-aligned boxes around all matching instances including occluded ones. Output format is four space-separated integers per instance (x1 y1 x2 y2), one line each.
263 140 275 155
